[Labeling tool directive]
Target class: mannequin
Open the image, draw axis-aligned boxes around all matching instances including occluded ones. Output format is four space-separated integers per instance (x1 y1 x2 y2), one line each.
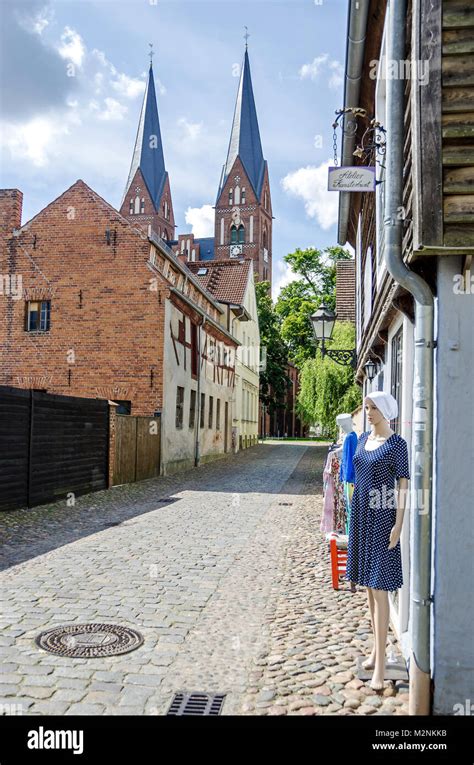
344 391 410 690
335 413 357 534
335 413 358 592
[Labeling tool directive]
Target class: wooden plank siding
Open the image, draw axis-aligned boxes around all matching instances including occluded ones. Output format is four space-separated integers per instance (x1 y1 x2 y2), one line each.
442 0 474 246
113 415 161 486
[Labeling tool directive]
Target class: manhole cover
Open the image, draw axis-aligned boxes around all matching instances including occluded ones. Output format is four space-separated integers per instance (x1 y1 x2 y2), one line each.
35 623 144 658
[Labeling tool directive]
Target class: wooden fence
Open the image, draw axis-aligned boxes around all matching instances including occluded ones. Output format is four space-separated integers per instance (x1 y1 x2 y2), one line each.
112 415 161 486
0 386 109 512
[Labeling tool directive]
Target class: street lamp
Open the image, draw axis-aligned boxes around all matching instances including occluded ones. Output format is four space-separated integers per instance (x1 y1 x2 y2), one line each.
364 358 377 381
310 303 357 369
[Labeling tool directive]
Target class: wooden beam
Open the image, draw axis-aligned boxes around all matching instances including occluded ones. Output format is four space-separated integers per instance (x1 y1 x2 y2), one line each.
442 87 474 112
442 55 474 87
444 194 474 222
443 28 474 55
442 1 474 29
442 111 474 137
443 144 474 164
443 166 474 193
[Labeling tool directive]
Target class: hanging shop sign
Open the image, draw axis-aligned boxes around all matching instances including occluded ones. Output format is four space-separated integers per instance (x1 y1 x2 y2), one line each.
327 166 376 192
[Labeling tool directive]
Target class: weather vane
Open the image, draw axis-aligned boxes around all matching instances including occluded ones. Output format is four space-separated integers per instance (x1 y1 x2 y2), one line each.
148 42 154 66
244 26 250 50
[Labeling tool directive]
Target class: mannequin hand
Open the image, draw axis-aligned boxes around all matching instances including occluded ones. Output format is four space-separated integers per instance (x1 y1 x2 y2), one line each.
388 525 401 549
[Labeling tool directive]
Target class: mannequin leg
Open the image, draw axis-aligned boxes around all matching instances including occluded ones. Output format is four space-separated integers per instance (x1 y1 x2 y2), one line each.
362 588 376 668
370 588 390 690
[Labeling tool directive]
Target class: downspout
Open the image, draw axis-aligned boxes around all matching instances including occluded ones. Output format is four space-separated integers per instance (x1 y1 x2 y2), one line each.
194 315 205 467
385 0 434 716
338 0 370 245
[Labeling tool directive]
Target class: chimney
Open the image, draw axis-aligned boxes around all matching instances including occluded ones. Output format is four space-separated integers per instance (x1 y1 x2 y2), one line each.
0 189 23 237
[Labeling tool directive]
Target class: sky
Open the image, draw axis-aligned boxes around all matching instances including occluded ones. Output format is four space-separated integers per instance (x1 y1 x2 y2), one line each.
0 0 352 300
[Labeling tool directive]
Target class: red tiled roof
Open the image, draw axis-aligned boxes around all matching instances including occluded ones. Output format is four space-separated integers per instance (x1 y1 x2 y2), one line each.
186 259 251 304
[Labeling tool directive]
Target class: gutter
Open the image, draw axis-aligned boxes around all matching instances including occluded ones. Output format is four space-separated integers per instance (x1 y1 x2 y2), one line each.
337 0 370 245
385 0 434 716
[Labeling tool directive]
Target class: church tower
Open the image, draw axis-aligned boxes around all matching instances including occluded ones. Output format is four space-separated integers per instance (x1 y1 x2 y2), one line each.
214 47 272 284
120 59 175 241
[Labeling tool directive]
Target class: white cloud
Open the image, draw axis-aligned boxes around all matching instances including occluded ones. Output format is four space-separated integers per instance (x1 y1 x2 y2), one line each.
272 259 296 302
3 116 70 167
111 72 146 99
177 117 203 141
281 160 338 230
299 54 344 90
57 27 85 68
97 97 128 121
184 205 215 237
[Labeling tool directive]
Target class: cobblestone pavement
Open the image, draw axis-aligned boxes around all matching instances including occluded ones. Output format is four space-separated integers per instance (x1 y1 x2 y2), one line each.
0 442 409 716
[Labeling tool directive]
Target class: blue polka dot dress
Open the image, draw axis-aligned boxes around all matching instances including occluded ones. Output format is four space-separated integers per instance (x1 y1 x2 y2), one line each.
345 431 410 591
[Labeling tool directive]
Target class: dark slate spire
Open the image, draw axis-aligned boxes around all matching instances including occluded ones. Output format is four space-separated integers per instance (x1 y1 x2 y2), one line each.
218 49 265 200
122 62 167 210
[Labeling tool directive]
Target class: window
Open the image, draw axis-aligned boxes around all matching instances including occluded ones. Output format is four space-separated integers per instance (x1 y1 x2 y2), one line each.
234 186 240 204
26 300 50 332
249 215 254 242
175 386 184 429
242 187 246 204
191 322 198 378
230 225 238 244
114 400 131 415
200 393 205 428
216 398 221 430
238 225 245 244
140 198 145 213
391 328 403 434
134 196 140 214
229 188 233 205
189 389 196 428
209 396 213 428
129 200 133 215
220 217 224 245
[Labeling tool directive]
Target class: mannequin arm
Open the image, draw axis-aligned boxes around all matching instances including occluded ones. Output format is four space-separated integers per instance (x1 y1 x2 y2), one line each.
388 477 409 549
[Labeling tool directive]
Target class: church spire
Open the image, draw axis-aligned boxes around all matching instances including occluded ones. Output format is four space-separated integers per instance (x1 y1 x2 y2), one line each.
218 47 265 201
121 57 167 211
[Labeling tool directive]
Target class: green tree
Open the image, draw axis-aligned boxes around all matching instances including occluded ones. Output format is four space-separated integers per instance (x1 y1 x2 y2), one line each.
255 280 289 417
297 321 362 438
275 245 352 366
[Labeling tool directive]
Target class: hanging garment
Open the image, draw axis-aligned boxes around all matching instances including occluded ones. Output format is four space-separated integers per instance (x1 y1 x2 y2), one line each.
344 481 354 535
340 430 358 483
321 450 337 533
345 431 410 591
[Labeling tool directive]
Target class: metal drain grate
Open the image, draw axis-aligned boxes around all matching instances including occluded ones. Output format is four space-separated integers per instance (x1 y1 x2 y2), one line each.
167 691 226 716
35 623 144 658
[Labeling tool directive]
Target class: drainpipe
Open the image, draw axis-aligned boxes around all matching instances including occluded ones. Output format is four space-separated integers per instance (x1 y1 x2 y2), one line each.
194 315 205 467
338 0 370 245
385 0 434 716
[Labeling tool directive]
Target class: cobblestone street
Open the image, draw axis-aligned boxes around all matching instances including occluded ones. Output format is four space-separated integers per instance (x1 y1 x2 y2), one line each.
0 443 409 716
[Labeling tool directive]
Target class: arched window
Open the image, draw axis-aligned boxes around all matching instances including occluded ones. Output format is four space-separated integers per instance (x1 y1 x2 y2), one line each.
230 225 238 244
238 224 245 244
234 185 240 204
134 196 140 214
242 187 246 204
263 227 267 250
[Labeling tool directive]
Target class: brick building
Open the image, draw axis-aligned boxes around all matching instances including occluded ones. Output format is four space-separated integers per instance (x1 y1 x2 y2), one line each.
0 55 245 476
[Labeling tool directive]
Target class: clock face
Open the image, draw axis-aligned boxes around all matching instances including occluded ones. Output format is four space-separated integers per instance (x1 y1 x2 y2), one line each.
231 245 241 256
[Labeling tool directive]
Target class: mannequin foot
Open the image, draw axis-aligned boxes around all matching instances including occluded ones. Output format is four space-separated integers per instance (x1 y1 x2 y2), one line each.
350 581 357 593
362 649 376 670
369 673 385 691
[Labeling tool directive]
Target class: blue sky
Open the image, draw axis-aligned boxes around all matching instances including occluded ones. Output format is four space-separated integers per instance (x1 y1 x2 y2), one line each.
0 0 351 298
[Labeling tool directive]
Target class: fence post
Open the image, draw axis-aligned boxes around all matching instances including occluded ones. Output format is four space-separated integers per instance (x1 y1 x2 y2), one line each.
107 401 118 487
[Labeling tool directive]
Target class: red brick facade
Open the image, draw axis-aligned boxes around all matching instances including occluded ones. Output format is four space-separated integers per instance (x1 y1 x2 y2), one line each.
119 167 175 241
214 157 272 283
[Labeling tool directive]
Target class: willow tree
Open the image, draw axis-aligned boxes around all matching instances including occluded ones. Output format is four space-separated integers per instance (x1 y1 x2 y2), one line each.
297 321 362 438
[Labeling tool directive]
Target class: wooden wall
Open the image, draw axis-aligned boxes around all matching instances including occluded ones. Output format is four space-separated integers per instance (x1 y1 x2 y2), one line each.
442 0 474 246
